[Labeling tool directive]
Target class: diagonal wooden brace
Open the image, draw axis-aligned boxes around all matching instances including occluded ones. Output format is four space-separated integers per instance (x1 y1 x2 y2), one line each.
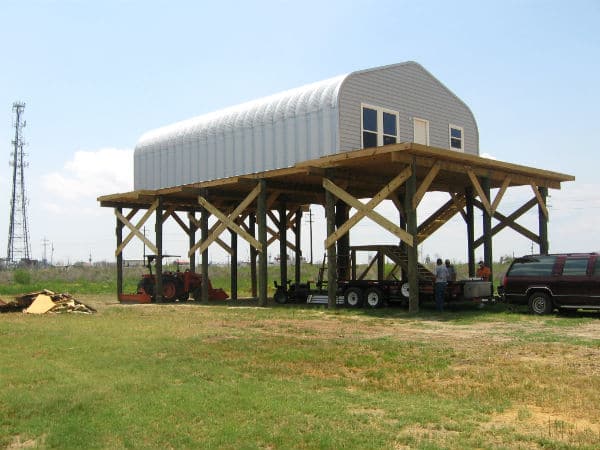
190 183 263 256
473 197 539 247
467 168 492 215
323 167 414 249
530 181 549 220
115 201 159 256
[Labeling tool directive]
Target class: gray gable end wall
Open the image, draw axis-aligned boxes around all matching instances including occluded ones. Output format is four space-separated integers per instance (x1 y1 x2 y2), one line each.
338 62 479 155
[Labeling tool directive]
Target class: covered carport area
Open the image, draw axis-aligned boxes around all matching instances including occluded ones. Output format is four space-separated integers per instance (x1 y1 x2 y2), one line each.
98 142 574 312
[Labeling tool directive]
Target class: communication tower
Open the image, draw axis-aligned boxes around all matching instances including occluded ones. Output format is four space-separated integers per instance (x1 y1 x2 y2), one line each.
6 102 31 264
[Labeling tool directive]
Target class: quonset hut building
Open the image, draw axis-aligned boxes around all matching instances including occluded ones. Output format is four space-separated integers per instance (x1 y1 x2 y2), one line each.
134 61 478 189
100 61 573 310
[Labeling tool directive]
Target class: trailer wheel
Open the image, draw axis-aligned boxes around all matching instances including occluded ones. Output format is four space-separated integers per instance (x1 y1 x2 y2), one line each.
400 282 410 300
344 287 363 308
365 287 385 308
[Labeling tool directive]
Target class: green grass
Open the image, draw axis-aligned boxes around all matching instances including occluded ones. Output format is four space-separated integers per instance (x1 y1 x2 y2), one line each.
1 296 599 449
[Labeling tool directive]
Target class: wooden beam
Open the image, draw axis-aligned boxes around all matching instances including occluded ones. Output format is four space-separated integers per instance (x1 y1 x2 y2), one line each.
413 161 441 209
323 166 414 248
266 190 281 209
257 180 268 306
115 201 159 256
168 210 190 234
490 176 511 215
196 197 262 254
189 183 263 256
357 252 378 280
473 198 539 247
467 168 492 215
530 181 549 220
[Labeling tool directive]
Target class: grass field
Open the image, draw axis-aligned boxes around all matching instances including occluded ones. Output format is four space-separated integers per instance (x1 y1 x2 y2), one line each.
1 290 599 449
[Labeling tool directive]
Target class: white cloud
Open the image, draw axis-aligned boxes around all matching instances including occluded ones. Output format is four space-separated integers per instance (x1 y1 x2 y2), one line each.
41 148 133 201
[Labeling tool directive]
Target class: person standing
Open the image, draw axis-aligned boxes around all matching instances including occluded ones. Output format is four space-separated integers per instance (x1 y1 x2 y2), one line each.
445 259 456 282
477 261 491 281
435 258 449 312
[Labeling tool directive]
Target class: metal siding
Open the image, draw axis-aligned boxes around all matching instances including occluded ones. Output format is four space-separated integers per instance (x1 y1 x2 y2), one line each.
133 76 344 189
132 62 478 190
338 62 479 155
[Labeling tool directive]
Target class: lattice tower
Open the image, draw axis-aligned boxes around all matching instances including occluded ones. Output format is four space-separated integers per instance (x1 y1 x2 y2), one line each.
6 102 31 263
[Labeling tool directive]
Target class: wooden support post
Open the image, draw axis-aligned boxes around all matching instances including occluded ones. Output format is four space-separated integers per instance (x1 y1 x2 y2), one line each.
351 249 356 281
481 177 493 280
538 186 549 254
155 198 164 303
257 180 268 306
201 192 210 303
405 158 419 313
377 251 385 281
189 212 197 273
336 202 350 281
294 208 302 285
465 187 476 277
230 229 238 300
279 203 287 289
326 188 338 308
249 213 258 298
116 207 123 298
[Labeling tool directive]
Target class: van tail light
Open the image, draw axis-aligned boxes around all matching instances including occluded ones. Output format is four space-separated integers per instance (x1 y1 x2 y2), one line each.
502 274 507 287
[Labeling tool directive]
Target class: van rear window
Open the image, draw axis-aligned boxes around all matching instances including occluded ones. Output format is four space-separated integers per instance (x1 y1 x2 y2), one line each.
507 256 557 276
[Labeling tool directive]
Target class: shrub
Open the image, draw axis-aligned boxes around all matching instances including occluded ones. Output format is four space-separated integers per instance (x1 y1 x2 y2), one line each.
13 269 31 285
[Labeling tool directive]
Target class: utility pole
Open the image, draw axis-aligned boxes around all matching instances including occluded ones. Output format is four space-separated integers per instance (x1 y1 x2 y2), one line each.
305 207 314 265
42 237 50 265
6 102 31 264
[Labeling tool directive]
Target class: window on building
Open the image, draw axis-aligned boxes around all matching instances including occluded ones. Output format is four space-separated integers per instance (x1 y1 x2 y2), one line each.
362 105 399 148
449 125 464 151
362 107 378 148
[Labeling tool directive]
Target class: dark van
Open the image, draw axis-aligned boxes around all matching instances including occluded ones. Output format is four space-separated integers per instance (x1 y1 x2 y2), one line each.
501 253 600 314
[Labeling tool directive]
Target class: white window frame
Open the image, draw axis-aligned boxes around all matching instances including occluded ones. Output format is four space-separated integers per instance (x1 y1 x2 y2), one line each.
413 117 430 146
449 124 464 152
361 103 400 148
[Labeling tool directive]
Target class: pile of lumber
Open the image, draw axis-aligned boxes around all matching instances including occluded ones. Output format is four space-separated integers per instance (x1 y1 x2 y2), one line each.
0 290 96 314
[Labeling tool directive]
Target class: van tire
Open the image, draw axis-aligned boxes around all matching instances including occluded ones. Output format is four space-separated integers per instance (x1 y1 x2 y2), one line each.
528 292 553 315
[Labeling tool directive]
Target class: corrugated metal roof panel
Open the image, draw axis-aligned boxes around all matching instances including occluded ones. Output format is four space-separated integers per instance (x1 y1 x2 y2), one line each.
135 75 346 189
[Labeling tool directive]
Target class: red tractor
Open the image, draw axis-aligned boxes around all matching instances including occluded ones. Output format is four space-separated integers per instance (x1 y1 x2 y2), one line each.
119 255 229 303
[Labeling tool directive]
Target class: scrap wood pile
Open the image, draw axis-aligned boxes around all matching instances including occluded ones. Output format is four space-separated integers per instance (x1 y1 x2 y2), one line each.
0 290 96 314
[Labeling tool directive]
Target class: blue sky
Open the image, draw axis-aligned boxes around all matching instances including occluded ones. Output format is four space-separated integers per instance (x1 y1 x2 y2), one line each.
0 0 598 264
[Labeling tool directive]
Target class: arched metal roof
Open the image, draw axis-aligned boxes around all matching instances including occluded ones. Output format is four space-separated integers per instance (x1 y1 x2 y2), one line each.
136 74 347 149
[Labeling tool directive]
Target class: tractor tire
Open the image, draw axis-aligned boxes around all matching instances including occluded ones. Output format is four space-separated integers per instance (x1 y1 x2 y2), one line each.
344 287 363 308
274 289 288 304
162 279 178 302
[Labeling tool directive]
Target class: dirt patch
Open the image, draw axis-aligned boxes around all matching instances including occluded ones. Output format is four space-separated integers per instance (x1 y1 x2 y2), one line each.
485 404 600 446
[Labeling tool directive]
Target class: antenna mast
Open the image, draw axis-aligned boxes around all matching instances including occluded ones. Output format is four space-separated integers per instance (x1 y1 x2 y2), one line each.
7 102 31 264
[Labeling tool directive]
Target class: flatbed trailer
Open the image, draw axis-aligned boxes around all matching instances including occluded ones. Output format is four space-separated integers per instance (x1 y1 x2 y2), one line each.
274 245 491 308
337 245 492 308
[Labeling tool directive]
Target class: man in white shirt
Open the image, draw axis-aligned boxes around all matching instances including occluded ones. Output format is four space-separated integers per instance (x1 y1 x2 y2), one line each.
435 258 449 312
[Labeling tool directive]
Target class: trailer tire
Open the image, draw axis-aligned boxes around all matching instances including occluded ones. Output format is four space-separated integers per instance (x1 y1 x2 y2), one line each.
344 287 363 308
365 287 385 308
400 282 410 300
